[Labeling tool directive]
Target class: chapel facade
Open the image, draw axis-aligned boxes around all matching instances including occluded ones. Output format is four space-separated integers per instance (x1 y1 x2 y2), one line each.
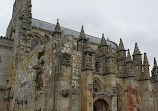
0 0 158 111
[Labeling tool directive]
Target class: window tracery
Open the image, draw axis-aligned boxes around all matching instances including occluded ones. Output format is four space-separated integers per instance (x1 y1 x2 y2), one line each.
93 78 103 92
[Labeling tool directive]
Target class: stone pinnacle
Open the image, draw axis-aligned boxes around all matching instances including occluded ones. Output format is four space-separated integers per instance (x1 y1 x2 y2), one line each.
100 33 107 47
154 57 158 68
126 49 132 61
118 38 125 50
143 53 149 65
54 19 61 33
133 43 141 55
79 26 86 39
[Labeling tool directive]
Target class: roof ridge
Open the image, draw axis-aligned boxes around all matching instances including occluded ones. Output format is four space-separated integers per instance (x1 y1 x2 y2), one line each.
32 18 100 39
32 18 118 49
32 18 56 26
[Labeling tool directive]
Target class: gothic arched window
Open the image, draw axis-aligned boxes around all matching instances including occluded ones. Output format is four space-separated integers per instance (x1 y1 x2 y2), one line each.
95 57 99 72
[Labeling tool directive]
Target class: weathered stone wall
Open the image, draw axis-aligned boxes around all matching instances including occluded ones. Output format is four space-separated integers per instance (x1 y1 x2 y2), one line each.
9 39 57 111
0 89 5 111
0 37 13 86
1 0 158 111
12 46 39 111
0 37 13 110
6 24 158 111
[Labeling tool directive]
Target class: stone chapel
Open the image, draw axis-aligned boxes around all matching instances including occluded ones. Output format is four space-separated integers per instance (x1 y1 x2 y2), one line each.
0 0 157 111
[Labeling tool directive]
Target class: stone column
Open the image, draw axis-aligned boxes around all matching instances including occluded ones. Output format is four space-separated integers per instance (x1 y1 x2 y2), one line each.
110 74 117 111
81 70 93 111
112 95 117 111
125 77 137 111
141 80 154 111
71 52 82 111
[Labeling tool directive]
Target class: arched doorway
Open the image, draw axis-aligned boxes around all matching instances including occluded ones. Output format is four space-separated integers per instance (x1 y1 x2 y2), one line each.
93 99 110 111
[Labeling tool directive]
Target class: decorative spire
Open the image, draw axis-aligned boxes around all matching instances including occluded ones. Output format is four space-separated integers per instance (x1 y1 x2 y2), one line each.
54 19 61 33
151 58 158 82
99 33 108 47
126 49 132 61
79 26 86 39
154 57 158 68
143 53 150 79
118 38 125 50
143 53 149 65
133 43 141 55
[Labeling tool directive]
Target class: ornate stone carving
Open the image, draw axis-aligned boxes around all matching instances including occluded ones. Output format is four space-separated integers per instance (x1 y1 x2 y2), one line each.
111 87 116 95
93 79 103 93
88 84 93 91
83 53 93 70
62 90 69 97
61 53 71 66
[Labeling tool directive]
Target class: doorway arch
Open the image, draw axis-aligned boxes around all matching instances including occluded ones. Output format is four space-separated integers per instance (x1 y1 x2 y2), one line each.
93 99 110 111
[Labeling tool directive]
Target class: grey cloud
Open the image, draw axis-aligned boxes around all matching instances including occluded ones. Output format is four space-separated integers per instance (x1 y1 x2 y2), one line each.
1 0 158 71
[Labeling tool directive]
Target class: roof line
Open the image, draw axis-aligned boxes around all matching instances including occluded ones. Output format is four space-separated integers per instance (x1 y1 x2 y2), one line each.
32 18 101 39
32 18 118 49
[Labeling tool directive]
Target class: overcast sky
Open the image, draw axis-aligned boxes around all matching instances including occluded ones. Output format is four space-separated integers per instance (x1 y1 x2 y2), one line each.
1 0 158 71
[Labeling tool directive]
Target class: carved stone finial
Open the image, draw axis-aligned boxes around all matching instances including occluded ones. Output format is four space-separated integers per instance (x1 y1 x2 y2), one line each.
133 43 141 55
102 33 104 38
118 38 125 50
126 49 132 62
79 26 86 39
99 33 107 47
154 57 158 68
54 19 61 33
143 53 149 65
